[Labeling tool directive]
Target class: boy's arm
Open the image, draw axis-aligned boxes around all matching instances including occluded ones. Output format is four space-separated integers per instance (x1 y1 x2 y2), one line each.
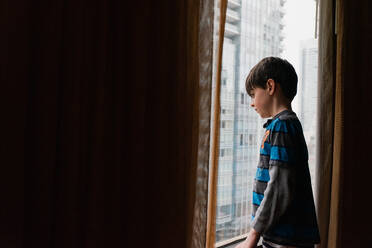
235 228 260 248
251 163 293 233
251 121 296 234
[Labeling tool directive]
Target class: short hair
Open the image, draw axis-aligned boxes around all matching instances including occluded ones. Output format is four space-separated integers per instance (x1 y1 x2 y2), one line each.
245 57 298 101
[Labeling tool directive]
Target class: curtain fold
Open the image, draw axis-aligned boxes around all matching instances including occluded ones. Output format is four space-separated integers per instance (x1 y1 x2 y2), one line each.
189 0 215 248
316 0 337 247
206 0 227 247
327 0 344 247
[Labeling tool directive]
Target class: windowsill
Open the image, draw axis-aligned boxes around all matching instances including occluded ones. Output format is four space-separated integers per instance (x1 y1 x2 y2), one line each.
215 233 248 248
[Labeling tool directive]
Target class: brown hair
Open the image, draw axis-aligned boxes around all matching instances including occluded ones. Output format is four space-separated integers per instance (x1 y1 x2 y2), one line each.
245 57 298 101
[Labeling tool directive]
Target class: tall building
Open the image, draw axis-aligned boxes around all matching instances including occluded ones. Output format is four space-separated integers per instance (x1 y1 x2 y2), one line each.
214 0 285 242
298 38 318 189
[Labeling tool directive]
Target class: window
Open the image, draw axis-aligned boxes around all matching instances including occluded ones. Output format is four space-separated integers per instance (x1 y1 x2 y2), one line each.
211 0 319 246
249 134 254 146
222 69 228 86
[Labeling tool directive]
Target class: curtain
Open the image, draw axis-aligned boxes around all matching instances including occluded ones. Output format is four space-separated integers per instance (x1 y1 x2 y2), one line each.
206 0 227 247
1 1 141 247
333 0 372 247
318 0 372 247
190 0 215 247
0 0 215 247
316 0 336 247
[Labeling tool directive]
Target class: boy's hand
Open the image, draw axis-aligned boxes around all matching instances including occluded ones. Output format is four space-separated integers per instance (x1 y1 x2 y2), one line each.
235 229 260 248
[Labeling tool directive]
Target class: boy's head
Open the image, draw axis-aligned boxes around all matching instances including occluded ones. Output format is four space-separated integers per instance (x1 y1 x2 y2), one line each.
245 57 298 118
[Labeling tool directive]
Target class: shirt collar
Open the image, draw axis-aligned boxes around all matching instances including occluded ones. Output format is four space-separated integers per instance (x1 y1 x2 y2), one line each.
263 109 293 128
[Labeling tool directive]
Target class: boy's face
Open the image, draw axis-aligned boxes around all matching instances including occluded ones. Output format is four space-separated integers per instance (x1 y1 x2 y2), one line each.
249 86 273 118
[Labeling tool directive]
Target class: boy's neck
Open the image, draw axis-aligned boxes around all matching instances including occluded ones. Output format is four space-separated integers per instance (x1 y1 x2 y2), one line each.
270 103 292 118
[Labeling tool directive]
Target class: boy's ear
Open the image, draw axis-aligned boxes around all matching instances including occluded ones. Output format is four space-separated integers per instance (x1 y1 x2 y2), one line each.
266 79 275 95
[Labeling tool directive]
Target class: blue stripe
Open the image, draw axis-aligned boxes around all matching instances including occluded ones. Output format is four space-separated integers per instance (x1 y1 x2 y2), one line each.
253 192 264 206
265 120 274 129
270 120 288 133
255 168 270 182
270 146 290 162
260 142 271 155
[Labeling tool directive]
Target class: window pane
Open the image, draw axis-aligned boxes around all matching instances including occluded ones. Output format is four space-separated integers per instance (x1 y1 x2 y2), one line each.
282 0 318 193
212 0 318 246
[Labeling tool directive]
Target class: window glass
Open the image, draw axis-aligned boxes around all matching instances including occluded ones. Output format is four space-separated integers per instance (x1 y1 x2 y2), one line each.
212 0 318 246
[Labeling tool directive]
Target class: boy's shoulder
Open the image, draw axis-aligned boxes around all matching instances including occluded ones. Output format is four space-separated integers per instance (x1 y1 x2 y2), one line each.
266 110 300 133
276 110 298 121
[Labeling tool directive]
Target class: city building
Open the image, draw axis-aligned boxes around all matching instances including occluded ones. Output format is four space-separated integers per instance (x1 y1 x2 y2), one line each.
298 38 318 190
214 0 286 242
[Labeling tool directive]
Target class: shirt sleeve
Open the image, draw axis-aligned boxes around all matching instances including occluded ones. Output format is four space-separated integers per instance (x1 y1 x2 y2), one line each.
251 121 296 234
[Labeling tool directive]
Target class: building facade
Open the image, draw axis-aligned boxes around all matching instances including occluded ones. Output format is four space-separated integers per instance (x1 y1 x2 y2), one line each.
214 0 286 242
298 38 318 190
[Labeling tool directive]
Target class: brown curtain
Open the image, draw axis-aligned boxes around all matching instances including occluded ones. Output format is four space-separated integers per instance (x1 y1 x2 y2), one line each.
316 0 336 247
190 0 215 247
332 0 372 247
0 0 214 247
317 0 372 247
206 0 227 247
1 1 143 247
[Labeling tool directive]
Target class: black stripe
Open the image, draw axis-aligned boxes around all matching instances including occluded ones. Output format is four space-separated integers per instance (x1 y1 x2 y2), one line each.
270 131 296 147
259 157 292 167
252 203 259 215
255 178 269 183
268 130 290 134
258 155 270 168
269 160 290 167
259 153 270 158
254 179 268 194
252 190 264 195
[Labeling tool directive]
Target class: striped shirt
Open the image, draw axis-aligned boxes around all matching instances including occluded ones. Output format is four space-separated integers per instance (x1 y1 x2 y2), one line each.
251 110 320 247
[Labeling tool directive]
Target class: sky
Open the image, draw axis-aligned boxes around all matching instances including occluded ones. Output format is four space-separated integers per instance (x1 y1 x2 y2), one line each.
281 0 317 73
281 0 317 112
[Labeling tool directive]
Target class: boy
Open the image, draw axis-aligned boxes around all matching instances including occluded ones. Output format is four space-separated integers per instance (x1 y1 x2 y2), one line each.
236 57 320 248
